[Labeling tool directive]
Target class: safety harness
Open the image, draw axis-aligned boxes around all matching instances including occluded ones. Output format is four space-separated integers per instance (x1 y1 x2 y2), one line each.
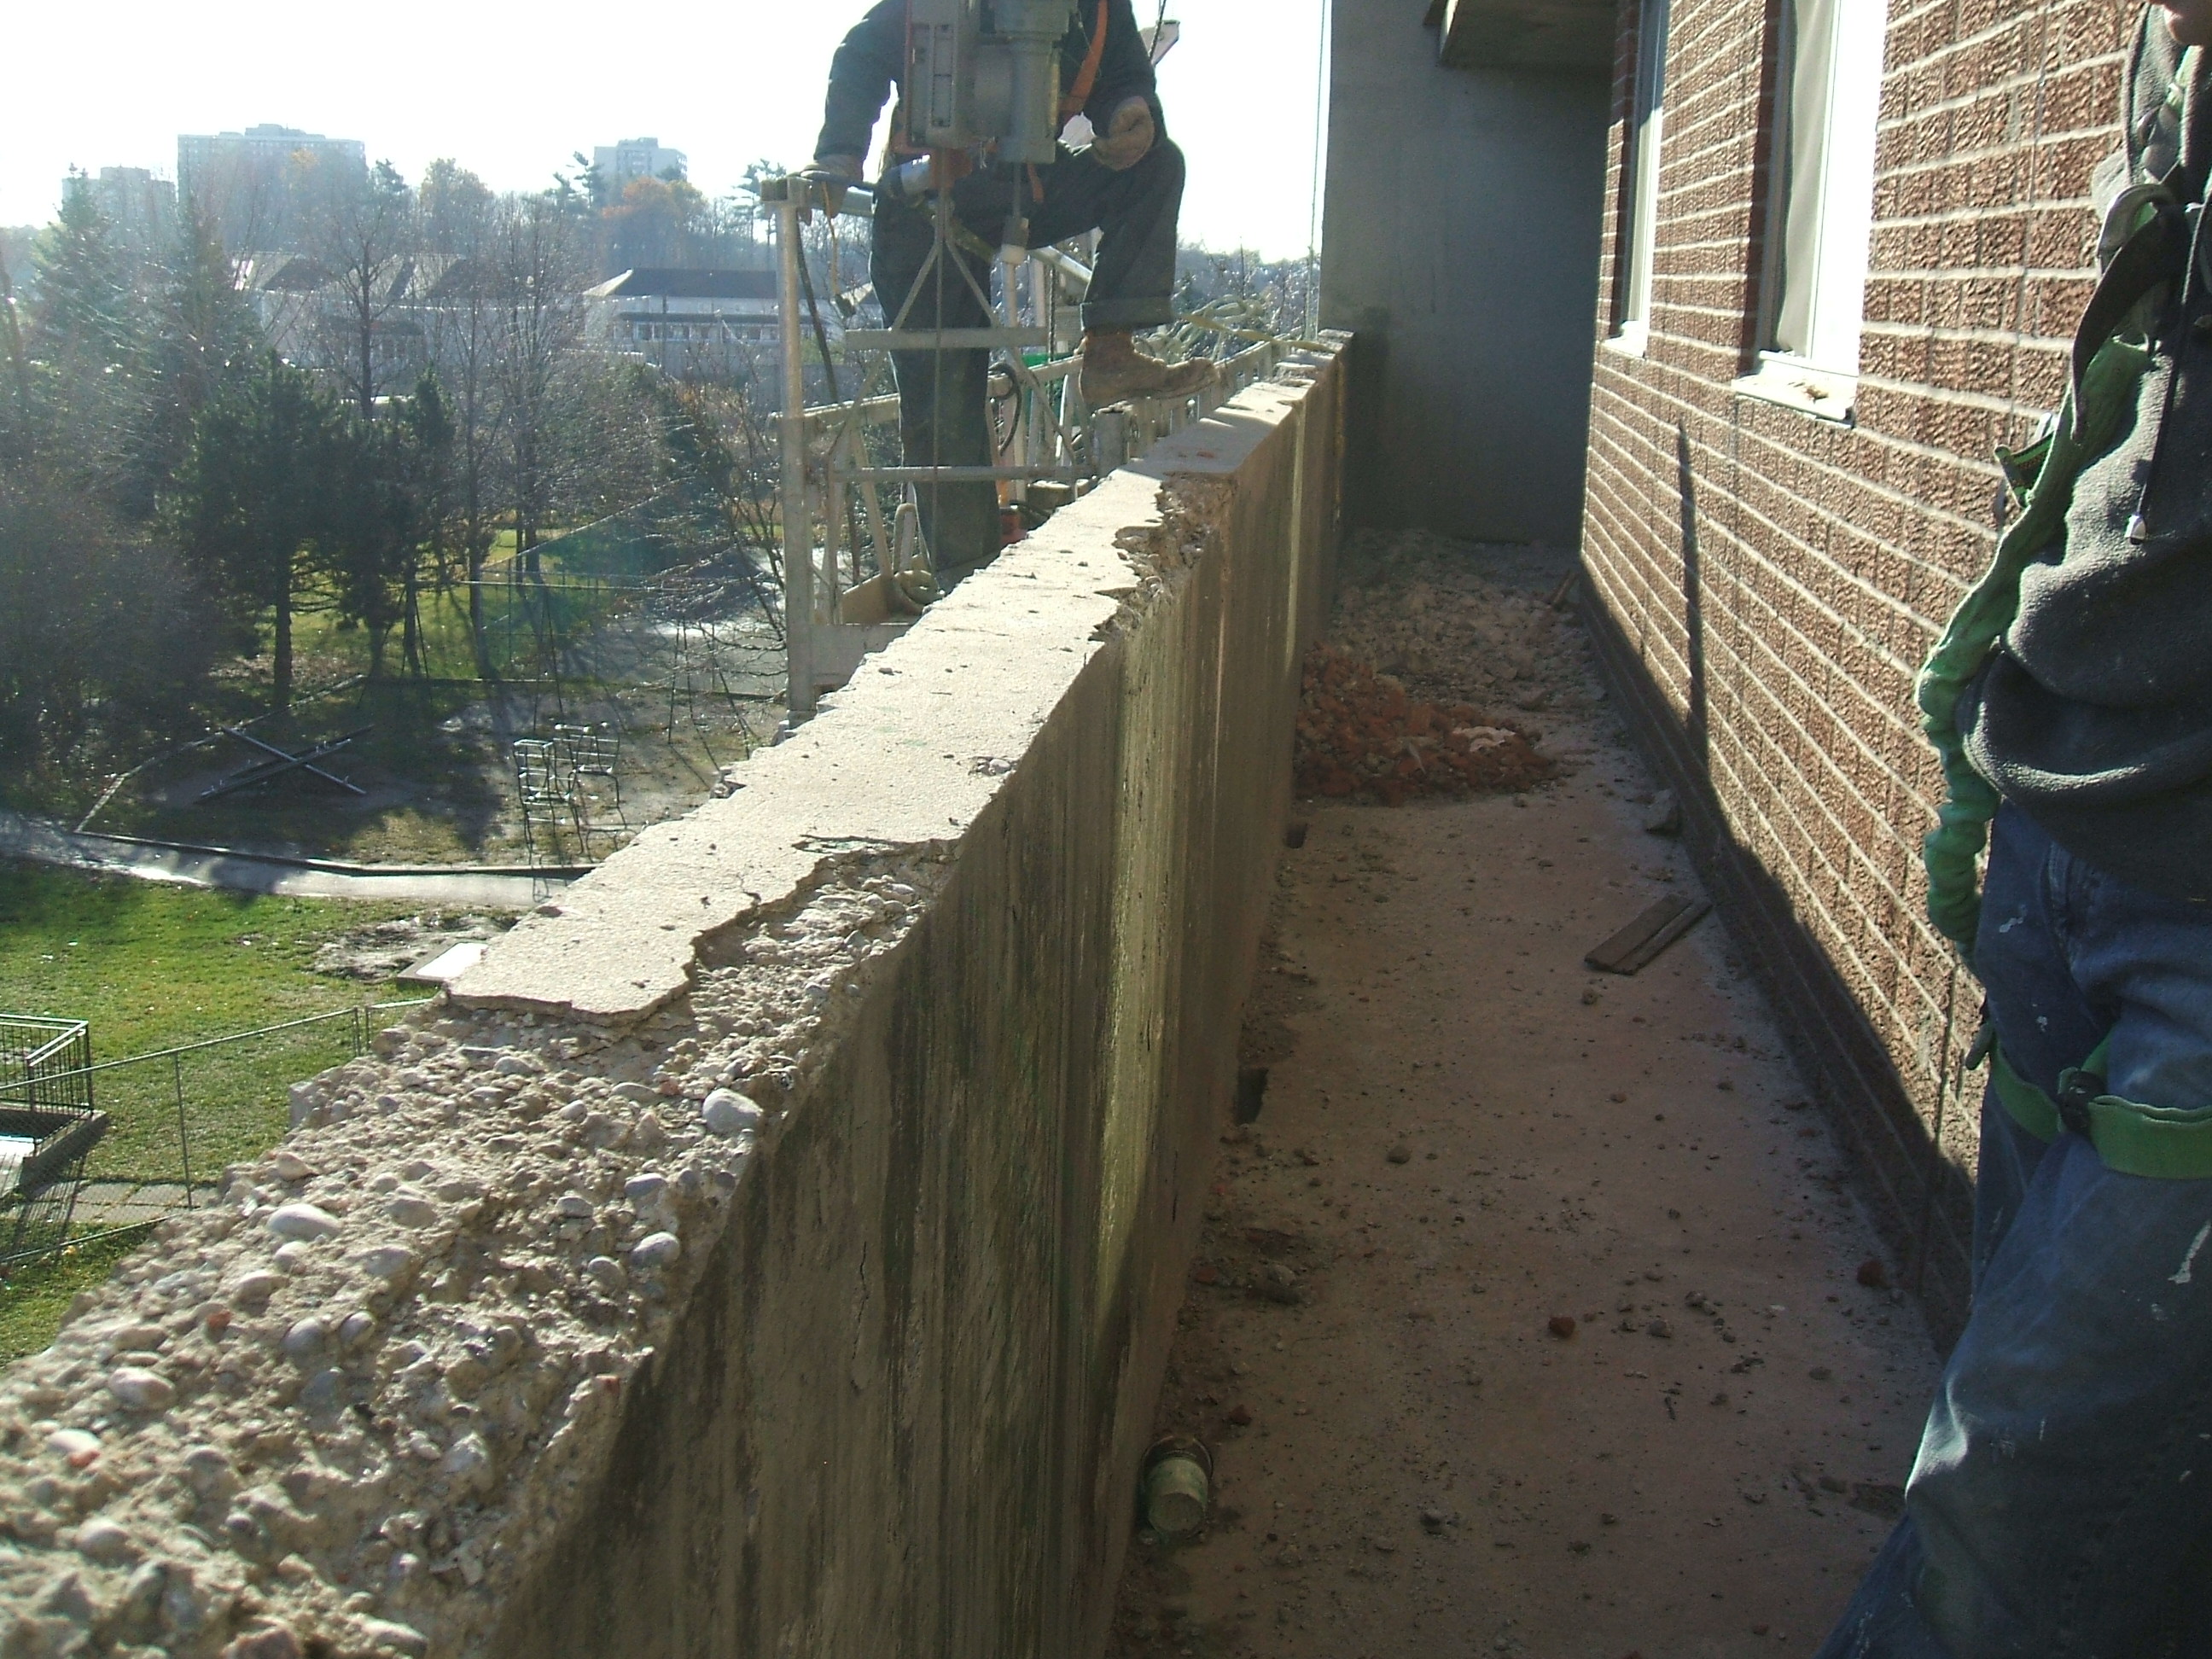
1980 1031 2212 1178
1916 45 2209 1172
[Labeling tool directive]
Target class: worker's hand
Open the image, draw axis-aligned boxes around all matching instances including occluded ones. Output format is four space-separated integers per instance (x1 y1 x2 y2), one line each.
802 154 864 216
1091 98 1156 172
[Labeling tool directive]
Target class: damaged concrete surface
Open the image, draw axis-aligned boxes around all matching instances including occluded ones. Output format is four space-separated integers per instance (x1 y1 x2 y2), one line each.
0 347 1344 1659
1109 537 1938 1657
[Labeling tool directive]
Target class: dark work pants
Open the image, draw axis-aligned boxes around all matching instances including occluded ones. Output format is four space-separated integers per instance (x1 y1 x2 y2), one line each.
870 137 1185 581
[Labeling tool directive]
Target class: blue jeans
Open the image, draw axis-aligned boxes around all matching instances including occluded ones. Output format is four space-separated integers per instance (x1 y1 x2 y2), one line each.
1817 805 2212 1658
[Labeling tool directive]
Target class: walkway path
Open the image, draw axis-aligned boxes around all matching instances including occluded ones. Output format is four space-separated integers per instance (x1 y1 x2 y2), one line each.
0 809 559 908
1109 544 1939 1658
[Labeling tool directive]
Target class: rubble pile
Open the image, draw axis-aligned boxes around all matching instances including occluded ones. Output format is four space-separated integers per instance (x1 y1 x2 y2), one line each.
1294 643 1551 805
1326 527 1599 719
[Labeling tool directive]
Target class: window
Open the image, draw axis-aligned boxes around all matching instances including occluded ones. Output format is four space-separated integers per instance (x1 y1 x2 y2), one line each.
1610 0 1672 354
1738 0 1889 416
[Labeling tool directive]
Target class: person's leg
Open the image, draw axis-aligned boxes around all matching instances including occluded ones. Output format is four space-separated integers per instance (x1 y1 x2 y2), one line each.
1029 138 1185 332
1817 804 2212 1658
870 192 999 585
1027 142 1212 404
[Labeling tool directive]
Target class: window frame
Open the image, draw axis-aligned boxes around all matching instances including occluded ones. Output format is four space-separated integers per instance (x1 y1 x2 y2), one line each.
1734 0 1889 420
1607 0 1674 357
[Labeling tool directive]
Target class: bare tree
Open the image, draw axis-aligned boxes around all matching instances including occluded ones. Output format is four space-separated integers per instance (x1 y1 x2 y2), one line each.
420 161 506 674
311 159 417 416
492 191 589 568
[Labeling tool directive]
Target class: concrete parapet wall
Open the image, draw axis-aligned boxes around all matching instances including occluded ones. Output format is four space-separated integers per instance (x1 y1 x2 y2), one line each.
0 343 1344 1659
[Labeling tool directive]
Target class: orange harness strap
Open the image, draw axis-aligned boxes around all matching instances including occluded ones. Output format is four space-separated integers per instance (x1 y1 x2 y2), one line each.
1062 0 1114 120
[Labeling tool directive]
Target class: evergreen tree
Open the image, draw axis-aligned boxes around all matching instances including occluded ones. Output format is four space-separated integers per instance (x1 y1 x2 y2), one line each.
127 193 262 519
25 172 141 496
0 238 32 468
168 352 337 707
27 171 132 367
404 370 457 676
320 402 428 679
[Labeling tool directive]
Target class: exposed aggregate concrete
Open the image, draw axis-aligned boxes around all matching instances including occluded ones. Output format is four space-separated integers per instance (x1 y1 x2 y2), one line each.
0 850 948 1658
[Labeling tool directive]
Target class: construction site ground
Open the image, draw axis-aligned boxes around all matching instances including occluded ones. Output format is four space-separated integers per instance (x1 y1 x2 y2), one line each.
1109 534 1940 1658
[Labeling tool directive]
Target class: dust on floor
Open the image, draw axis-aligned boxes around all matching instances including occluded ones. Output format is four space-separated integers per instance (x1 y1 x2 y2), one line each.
1107 536 1939 1659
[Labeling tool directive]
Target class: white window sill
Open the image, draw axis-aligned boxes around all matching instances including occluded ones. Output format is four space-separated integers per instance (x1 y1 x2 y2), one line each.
1602 321 1650 358
1731 355 1858 424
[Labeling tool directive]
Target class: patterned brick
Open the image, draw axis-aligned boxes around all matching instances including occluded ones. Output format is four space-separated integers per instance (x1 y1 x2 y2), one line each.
1584 0 2118 1304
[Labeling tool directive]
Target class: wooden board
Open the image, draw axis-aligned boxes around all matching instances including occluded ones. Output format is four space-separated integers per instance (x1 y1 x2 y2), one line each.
1583 895 1712 975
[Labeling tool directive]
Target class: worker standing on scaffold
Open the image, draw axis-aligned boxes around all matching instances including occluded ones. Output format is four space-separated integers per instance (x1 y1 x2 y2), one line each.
807 0 1216 588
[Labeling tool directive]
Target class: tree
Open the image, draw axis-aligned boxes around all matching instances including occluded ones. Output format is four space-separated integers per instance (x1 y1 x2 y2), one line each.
492 192 589 566
168 352 337 707
318 403 426 678
125 192 262 520
399 371 454 675
23 173 142 497
28 172 133 367
602 175 709 271
420 159 493 260
311 158 416 416
0 236 32 466
0 467 214 767
637 369 785 632
418 166 506 676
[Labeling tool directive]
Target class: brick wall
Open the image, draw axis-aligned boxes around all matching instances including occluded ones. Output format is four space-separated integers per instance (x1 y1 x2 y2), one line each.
1579 0 2128 1330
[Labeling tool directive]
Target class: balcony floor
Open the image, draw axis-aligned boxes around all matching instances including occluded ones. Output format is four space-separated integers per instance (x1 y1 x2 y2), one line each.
1109 542 1937 1658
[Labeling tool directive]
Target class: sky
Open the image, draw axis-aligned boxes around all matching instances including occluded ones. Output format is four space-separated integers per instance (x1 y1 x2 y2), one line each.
3 0 1330 262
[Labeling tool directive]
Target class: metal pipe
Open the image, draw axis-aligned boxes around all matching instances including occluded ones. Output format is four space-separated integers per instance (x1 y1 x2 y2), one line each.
1030 244 1092 294
776 197 814 722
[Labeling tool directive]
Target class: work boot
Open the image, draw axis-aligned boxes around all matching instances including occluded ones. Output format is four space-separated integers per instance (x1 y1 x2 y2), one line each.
1079 331 1218 406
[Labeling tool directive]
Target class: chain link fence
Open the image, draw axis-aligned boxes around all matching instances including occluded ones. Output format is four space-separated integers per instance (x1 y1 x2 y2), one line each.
0 1000 432 1272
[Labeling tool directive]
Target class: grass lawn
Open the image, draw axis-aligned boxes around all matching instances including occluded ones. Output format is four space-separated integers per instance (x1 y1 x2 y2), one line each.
0 860 412 1057
0 1228 152 1364
0 861 423 1355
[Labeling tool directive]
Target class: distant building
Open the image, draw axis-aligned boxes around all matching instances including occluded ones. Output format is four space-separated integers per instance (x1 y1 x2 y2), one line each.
583 267 782 375
178 125 368 250
84 168 175 254
233 250 434 397
593 138 687 190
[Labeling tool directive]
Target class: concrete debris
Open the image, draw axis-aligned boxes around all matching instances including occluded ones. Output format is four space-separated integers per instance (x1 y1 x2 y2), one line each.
1295 643 1551 805
1643 789 1683 835
1254 1263 1303 1305
311 912 514 982
0 845 950 1657
1327 527 1600 719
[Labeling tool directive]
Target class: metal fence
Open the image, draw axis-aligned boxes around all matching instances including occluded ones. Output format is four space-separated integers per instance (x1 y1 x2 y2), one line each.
0 1000 432 1269
0 1018 104 1265
470 484 785 687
